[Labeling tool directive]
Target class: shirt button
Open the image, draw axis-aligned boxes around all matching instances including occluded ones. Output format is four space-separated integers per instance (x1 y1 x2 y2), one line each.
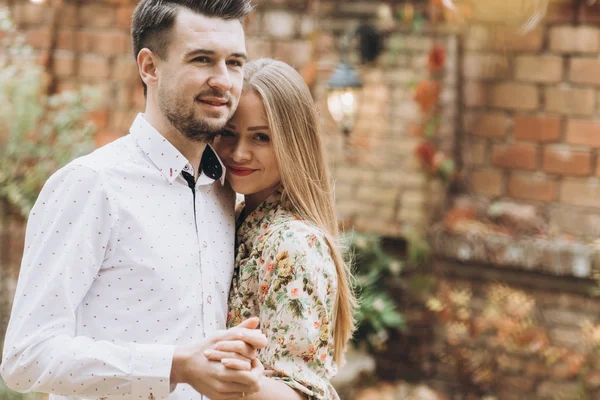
203 241 208 248
207 295 212 304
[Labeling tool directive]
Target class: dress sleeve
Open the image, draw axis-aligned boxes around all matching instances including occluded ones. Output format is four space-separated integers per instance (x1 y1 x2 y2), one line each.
256 223 339 400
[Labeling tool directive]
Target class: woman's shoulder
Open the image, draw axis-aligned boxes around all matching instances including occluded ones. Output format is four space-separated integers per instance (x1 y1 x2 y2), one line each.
261 215 332 260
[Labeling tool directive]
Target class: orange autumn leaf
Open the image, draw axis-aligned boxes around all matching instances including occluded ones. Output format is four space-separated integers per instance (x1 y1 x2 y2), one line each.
415 140 437 170
428 45 447 73
300 60 318 88
414 79 441 114
444 206 477 231
408 123 424 137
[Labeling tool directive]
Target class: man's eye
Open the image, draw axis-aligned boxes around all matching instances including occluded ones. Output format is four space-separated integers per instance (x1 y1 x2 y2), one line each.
227 60 244 67
193 56 211 63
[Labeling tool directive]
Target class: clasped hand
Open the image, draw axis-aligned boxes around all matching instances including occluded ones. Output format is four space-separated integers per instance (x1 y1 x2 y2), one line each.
172 317 267 399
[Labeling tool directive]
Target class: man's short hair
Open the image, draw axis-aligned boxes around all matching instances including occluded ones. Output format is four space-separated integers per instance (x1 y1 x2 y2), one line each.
132 0 253 61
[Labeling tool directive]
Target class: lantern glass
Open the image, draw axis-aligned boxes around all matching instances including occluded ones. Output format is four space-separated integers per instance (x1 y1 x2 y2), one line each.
327 87 360 134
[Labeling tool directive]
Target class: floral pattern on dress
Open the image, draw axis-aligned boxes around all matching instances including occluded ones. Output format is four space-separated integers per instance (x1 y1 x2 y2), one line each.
227 189 340 400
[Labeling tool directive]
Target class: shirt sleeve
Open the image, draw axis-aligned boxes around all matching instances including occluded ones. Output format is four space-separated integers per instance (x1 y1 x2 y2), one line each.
0 164 174 399
257 223 339 400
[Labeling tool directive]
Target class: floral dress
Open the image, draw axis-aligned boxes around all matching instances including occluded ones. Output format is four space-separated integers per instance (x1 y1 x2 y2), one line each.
227 189 340 400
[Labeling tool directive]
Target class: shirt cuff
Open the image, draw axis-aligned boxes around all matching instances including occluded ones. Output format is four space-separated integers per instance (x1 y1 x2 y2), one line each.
131 343 175 400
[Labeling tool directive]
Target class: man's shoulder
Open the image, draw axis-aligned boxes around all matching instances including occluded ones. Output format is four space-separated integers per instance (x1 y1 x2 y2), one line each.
70 135 134 173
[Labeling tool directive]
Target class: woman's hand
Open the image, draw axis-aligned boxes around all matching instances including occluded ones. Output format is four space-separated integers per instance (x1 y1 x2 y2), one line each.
204 317 263 371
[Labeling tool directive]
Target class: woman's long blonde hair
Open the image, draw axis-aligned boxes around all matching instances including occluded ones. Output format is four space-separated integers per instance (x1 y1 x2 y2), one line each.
242 58 356 365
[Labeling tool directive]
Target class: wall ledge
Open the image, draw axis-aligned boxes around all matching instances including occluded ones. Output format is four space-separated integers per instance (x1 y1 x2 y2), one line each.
429 228 600 279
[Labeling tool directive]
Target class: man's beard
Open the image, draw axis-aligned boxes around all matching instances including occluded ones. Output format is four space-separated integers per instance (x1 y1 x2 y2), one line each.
160 87 233 142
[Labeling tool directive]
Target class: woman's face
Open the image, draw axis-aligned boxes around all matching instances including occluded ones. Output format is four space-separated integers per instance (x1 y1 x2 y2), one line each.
213 89 282 201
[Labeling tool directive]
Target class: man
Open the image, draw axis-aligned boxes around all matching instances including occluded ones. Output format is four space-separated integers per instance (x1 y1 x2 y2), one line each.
1 1 264 399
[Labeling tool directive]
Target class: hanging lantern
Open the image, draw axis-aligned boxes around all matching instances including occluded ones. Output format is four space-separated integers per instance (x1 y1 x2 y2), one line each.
327 62 362 136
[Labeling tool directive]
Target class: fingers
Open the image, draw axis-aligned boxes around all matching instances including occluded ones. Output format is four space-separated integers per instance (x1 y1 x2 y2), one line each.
219 364 264 389
215 328 268 350
205 349 253 367
213 340 257 360
221 358 252 371
236 317 260 329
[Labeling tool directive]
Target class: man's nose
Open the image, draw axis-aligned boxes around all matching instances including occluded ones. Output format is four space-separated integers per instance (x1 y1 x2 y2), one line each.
207 61 232 92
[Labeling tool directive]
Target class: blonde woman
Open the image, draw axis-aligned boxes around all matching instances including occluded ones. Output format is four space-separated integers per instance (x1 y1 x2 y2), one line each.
208 58 356 399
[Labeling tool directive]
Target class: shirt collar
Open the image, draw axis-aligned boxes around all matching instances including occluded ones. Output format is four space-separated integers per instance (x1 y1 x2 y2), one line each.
130 113 226 185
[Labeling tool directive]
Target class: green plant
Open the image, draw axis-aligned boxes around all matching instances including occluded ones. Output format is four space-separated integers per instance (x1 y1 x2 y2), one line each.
427 282 600 398
343 232 406 352
0 7 100 218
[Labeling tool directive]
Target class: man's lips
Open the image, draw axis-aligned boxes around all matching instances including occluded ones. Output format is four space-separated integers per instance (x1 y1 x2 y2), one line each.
227 165 257 177
197 96 229 107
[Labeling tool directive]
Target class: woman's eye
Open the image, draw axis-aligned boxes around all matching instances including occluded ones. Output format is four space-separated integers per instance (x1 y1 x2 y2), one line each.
254 133 270 143
220 129 236 138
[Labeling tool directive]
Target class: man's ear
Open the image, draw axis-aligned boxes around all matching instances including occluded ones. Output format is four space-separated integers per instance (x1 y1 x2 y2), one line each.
137 48 159 89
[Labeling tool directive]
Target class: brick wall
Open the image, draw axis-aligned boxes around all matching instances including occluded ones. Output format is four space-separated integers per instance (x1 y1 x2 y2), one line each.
3 0 455 238
461 3 600 239
3 1 600 397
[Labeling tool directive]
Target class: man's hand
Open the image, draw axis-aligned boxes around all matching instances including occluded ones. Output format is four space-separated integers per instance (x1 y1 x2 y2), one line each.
171 317 267 399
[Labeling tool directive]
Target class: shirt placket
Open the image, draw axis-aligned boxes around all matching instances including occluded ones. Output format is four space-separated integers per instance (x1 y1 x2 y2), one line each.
195 184 216 339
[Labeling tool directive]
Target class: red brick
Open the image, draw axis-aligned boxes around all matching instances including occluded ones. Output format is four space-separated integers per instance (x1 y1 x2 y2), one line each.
470 112 510 138
273 40 313 69
560 178 600 208
493 26 543 52
508 172 558 202
546 0 576 23
464 25 492 51
77 30 130 56
113 57 138 81
471 169 504 197
515 55 563 83
569 58 600 86
12 3 46 25
116 5 135 28
80 4 117 28
78 54 111 80
89 109 110 130
578 3 600 23
463 81 487 108
514 116 562 142
94 131 123 148
545 87 595 116
56 29 75 50
53 50 75 78
116 86 133 108
565 119 600 148
549 26 600 54
490 83 539 111
543 146 592 176
462 54 510 80
26 26 51 49
492 142 539 170
467 140 487 166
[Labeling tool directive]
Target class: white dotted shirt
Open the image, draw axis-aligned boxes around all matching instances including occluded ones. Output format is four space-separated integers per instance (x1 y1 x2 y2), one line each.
1 114 236 400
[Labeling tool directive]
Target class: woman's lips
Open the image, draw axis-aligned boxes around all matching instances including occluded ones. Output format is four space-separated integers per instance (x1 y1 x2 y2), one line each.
227 165 256 177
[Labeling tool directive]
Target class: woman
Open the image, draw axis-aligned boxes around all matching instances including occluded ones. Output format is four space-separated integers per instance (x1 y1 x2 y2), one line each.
210 58 356 399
